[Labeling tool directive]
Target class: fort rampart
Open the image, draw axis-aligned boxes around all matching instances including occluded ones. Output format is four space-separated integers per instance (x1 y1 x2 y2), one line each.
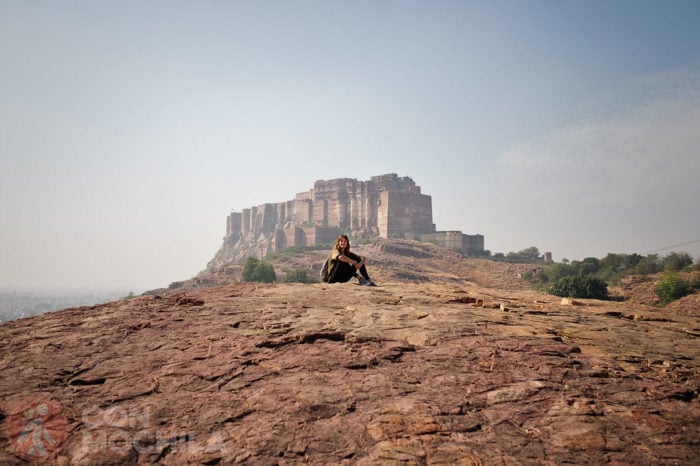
211 173 483 265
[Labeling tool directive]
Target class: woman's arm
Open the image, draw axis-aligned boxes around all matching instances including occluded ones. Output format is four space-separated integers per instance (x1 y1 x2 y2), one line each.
338 253 365 269
337 254 359 267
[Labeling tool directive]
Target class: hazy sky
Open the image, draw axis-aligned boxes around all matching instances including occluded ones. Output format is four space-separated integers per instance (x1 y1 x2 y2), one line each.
2 1 699 290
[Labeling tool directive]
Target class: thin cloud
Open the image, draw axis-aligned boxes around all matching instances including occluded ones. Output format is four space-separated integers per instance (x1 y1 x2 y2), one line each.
499 68 700 204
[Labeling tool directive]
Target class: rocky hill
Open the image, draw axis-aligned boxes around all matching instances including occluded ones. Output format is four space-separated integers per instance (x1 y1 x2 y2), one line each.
184 239 543 292
1 240 698 464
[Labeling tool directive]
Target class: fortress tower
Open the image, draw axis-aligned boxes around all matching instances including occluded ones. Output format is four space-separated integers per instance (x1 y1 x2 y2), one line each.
211 173 483 266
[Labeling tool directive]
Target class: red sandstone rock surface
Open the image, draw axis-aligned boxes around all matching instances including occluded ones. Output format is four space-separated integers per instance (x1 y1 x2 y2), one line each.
1 241 698 465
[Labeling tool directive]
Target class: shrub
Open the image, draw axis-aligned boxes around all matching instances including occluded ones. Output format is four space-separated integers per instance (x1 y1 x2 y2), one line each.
661 252 693 272
630 254 662 275
505 246 541 263
548 274 609 299
656 272 691 305
254 262 276 283
241 257 259 281
241 257 276 283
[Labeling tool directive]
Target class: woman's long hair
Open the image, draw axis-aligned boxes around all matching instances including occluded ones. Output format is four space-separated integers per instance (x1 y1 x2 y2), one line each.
334 234 350 254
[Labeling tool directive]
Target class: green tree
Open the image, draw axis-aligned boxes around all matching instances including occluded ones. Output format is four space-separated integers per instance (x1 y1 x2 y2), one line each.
546 262 574 282
253 262 276 283
519 246 540 260
506 246 541 263
661 252 693 272
241 257 277 283
241 257 259 281
600 252 642 273
631 254 662 275
599 253 632 281
548 274 609 300
579 257 601 275
656 272 691 305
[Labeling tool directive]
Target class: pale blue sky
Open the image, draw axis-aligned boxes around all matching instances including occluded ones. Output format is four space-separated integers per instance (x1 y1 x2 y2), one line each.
1 1 699 289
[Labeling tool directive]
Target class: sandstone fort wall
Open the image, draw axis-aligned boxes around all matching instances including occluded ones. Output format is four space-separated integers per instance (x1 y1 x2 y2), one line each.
219 173 484 263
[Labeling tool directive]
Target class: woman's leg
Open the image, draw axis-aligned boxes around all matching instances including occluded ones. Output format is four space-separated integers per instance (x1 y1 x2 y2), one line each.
344 252 370 280
328 262 357 283
357 265 371 281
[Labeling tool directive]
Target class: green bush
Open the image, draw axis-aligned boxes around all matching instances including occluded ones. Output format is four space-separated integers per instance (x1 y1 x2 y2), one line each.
630 254 662 275
656 272 691 305
548 274 609 299
505 246 541 263
661 252 693 272
542 251 694 286
241 257 277 283
241 257 258 281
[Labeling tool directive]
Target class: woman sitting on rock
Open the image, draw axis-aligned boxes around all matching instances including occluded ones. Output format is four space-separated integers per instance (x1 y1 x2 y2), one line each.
326 234 376 286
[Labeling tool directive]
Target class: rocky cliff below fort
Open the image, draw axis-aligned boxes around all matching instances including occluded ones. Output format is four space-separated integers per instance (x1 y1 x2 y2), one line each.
1 240 699 464
207 174 483 271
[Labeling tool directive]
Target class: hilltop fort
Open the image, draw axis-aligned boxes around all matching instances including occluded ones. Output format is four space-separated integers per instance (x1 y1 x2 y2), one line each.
208 173 483 268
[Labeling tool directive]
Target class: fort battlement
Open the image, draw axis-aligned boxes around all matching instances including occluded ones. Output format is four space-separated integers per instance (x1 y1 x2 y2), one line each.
210 174 483 266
